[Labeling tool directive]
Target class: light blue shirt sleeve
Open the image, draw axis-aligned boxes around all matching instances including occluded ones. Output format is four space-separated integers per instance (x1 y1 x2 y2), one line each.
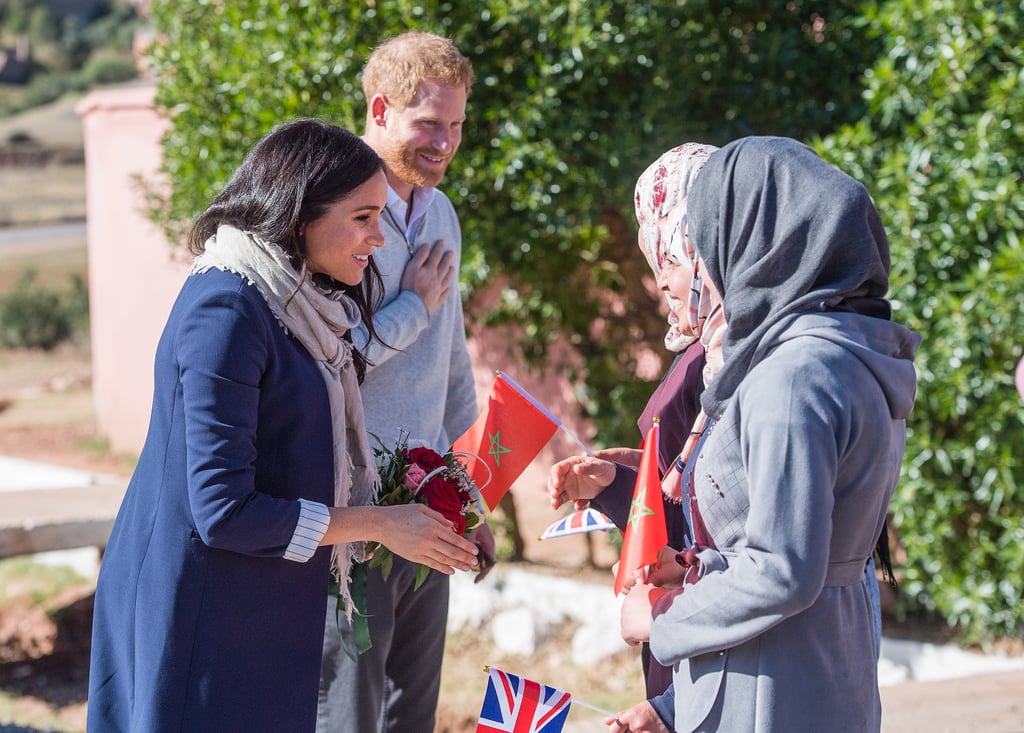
282 499 330 562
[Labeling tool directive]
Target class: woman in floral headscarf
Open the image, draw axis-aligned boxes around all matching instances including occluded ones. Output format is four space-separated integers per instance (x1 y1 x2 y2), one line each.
545 143 721 730
631 143 725 469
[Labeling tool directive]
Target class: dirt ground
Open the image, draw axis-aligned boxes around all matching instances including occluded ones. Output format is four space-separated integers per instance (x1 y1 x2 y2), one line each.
0 340 634 732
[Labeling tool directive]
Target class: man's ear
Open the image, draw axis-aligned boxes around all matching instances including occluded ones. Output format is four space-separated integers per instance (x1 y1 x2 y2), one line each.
370 95 389 126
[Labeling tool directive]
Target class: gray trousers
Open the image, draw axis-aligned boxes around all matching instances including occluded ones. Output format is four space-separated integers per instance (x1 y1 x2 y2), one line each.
316 558 450 733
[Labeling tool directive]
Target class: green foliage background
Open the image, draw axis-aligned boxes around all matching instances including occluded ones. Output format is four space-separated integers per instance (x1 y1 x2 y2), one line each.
146 0 1024 640
147 0 875 445
0 0 140 117
0 270 89 350
818 1 1024 641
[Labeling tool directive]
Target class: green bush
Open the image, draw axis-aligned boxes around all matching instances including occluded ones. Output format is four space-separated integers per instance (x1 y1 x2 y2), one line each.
62 272 90 338
0 270 89 350
0 0 142 110
818 0 1024 642
0 73 84 117
144 0 1024 642
145 0 878 448
79 51 138 86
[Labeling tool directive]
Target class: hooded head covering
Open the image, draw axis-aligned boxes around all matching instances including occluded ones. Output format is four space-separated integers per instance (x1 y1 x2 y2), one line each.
634 143 720 352
687 136 892 419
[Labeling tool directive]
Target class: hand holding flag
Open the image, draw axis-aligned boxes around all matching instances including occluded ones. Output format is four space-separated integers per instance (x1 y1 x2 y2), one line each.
613 419 668 596
476 666 616 732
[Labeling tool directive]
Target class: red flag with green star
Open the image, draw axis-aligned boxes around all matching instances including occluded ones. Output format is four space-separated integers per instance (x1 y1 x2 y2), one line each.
452 372 561 511
614 420 668 596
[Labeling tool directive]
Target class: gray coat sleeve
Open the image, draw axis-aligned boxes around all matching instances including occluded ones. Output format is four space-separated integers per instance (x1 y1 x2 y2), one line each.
649 355 847 663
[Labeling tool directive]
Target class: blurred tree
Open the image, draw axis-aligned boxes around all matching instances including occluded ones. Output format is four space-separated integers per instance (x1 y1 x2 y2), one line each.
27 5 59 44
58 15 90 67
817 0 1024 641
146 0 878 450
1 0 34 36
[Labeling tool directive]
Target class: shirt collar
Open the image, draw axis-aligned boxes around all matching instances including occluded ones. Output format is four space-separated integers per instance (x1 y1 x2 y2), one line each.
386 185 436 240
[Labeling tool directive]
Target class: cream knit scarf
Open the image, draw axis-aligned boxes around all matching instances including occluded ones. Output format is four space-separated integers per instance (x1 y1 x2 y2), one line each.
192 224 380 616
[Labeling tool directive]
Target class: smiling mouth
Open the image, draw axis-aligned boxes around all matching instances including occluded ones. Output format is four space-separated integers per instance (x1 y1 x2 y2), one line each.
420 152 447 165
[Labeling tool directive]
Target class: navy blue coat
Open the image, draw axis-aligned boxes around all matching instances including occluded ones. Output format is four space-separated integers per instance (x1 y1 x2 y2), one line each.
88 269 337 732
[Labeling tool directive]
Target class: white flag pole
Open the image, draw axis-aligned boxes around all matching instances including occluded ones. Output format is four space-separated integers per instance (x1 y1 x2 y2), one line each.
558 423 594 457
570 698 617 717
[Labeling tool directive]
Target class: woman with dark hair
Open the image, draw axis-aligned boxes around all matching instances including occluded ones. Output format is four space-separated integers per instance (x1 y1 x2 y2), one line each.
620 137 920 732
87 119 478 733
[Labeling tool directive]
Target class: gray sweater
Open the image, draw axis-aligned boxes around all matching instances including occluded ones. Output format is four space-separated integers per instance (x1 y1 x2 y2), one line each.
352 187 477 453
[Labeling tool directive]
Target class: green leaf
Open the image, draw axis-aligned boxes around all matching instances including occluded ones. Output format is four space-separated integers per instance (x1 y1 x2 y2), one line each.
413 563 431 591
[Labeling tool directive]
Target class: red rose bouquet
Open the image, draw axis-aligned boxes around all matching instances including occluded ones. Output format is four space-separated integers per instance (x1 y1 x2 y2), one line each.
338 431 486 656
366 431 484 589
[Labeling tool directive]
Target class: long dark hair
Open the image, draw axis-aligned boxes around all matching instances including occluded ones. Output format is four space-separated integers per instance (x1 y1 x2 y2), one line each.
187 118 386 380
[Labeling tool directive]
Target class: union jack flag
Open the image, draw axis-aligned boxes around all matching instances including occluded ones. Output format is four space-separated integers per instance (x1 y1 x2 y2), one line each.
476 667 572 733
538 507 616 540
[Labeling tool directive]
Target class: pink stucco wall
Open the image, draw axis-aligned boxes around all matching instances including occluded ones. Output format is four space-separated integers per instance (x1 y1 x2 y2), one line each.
76 84 191 456
75 88 609 565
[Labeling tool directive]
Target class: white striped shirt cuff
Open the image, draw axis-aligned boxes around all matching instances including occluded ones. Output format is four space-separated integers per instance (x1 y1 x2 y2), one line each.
283 499 330 563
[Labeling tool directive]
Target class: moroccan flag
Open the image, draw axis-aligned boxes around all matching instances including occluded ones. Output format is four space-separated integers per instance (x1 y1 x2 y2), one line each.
453 372 560 511
476 667 572 733
613 421 668 596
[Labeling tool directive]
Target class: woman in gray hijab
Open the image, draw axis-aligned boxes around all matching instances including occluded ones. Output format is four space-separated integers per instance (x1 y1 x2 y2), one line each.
619 137 921 732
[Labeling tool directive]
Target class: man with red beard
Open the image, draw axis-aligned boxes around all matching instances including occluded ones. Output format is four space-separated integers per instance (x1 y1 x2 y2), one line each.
316 31 496 733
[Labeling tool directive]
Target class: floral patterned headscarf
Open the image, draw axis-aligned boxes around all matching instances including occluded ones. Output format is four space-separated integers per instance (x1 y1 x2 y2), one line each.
636 144 730 501
634 143 719 353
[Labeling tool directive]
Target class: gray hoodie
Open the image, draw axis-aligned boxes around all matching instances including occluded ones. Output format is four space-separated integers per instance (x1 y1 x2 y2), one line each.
650 311 919 732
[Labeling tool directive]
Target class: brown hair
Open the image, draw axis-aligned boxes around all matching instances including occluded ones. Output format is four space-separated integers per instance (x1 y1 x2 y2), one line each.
361 31 474 110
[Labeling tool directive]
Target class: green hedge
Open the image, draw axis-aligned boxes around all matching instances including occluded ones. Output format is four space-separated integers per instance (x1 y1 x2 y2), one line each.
0 270 89 350
818 0 1024 641
144 0 1024 640
146 0 877 451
